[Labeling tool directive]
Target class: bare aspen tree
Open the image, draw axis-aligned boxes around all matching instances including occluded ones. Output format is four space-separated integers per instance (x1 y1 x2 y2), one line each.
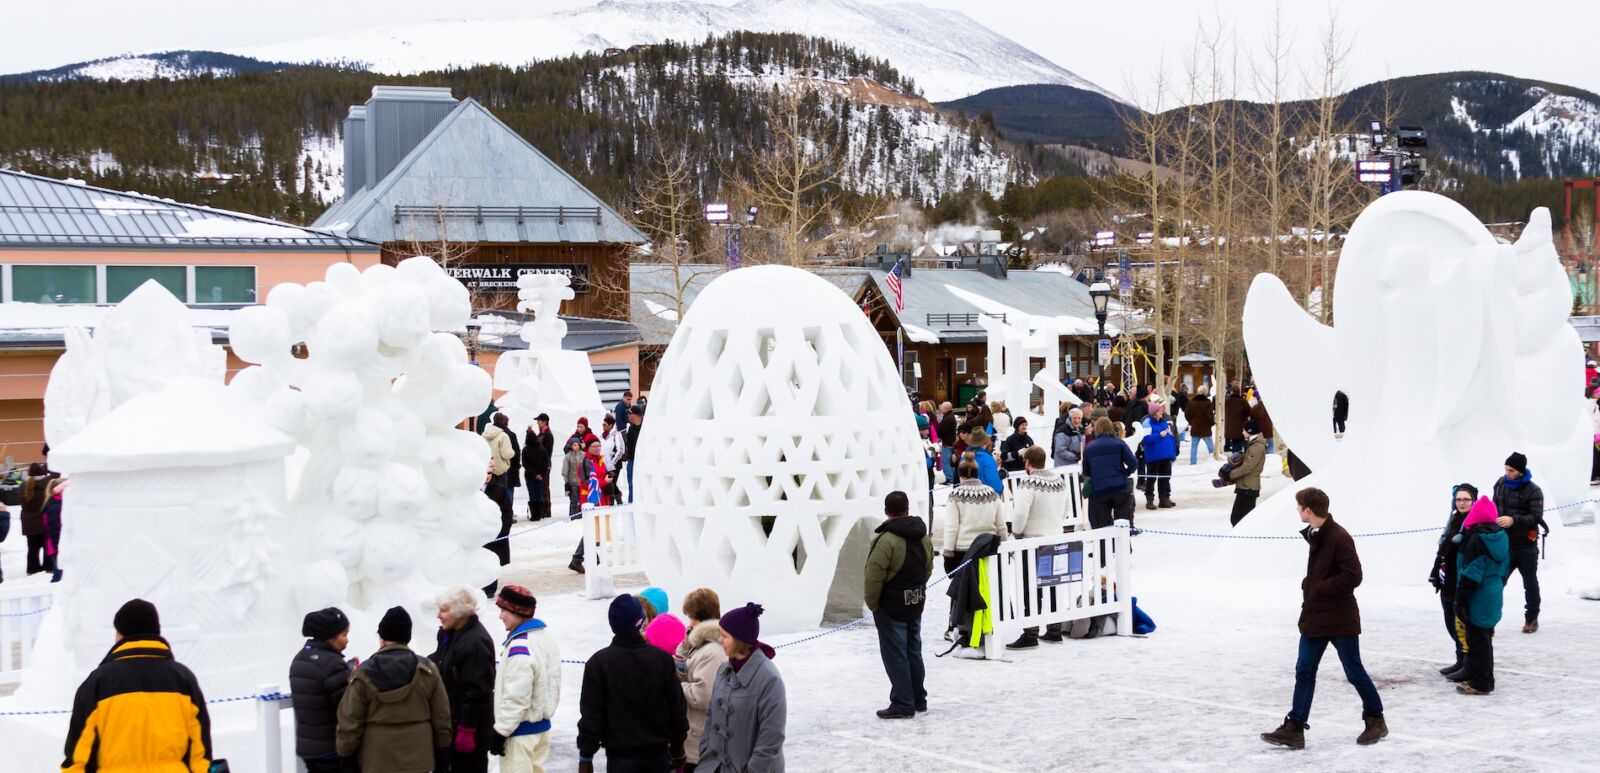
738 80 848 266
1252 4 1293 277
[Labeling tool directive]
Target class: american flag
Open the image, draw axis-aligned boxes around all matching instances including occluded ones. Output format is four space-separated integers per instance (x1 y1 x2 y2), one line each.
885 258 906 313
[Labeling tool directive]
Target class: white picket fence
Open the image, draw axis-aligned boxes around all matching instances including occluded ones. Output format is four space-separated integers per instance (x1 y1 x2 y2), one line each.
982 520 1134 660
0 582 55 685
581 503 644 599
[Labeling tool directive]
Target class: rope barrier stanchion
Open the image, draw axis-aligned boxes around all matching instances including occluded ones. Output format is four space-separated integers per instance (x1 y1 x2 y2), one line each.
0 606 51 618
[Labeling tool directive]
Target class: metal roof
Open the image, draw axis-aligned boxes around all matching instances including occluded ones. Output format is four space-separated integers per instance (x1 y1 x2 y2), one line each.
473 312 642 354
0 169 378 251
865 266 1149 343
629 263 872 347
314 99 647 246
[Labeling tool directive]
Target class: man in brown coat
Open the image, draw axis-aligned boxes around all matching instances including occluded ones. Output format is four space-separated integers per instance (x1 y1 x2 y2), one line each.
1222 386 1249 454
1261 488 1387 750
1184 386 1216 465
337 607 453 773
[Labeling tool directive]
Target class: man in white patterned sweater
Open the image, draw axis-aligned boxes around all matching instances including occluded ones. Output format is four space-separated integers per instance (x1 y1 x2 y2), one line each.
1007 446 1070 649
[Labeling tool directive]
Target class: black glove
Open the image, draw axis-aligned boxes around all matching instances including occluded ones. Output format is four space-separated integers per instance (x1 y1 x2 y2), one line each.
485 732 507 757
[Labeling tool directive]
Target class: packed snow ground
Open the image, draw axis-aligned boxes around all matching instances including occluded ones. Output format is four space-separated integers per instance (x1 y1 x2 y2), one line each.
481 455 1600 772
3 453 1595 771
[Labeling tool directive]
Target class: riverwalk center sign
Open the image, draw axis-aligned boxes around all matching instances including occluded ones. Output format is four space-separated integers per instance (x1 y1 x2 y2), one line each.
446 263 592 293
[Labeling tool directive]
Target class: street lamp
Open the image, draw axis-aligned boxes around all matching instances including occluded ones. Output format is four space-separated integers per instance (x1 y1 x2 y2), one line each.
1089 281 1111 389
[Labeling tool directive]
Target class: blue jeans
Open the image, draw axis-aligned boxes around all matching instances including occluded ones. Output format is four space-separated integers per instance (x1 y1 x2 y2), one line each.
940 446 956 485
1189 434 1214 464
1266 437 1276 455
1289 634 1383 723
626 460 636 504
873 610 926 713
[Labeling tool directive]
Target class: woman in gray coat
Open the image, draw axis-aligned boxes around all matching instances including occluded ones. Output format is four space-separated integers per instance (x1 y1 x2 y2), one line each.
698 603 786 772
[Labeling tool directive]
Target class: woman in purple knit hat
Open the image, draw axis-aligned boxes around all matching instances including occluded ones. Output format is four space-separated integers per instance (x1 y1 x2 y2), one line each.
696 603 787 772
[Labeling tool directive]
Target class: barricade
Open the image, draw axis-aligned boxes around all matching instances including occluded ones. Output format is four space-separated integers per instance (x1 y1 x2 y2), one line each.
983 519 1133 661
581 503 644 599
0 583 55 685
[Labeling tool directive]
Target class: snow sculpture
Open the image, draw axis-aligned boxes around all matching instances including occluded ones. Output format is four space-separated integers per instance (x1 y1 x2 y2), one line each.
978 313 1081 437
633 265 928 632
42 281 226 449
228 257 499 616
41 379 296 701
1215 193 1587 583
493 272 605 445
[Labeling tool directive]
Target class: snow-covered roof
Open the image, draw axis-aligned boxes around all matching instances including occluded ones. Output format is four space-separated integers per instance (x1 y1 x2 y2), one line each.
629 263 873 347
0 301 235 349
864 266 1149 343
0 169 377 251
314 99 646 245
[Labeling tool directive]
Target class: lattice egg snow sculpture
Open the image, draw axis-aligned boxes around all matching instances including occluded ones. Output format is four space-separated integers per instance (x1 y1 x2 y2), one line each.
633 265 927 632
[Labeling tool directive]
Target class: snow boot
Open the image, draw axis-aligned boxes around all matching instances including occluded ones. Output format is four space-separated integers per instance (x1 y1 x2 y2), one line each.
1456 683 1491 696
1260 719 1305 749
1439 659 1464 677
1446 668 1470 683
1356 715 1388 745
876 707 915 719
1039 630 1065 643
1005 633 1039 650
568 557 585 574
1522 619 1538 634
1144 494 1157 511
1158 498 1176 508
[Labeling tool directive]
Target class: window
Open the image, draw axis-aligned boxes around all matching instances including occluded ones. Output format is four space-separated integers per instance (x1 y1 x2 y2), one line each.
955 357 967 374
107 266 186 303
13 265 95 303
902 350 919 389
193 266 256 304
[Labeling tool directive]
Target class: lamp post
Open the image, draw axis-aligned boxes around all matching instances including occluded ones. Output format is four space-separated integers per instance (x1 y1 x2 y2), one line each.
1089 281 1111 390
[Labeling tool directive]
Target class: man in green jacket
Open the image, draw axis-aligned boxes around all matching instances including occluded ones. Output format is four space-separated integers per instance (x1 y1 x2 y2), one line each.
864 491 934 720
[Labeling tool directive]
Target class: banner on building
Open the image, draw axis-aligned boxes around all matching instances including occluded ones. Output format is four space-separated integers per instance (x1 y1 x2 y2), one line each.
446 263 592 293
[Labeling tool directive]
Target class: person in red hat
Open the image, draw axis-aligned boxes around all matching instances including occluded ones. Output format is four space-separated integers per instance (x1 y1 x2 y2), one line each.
490 585 561 772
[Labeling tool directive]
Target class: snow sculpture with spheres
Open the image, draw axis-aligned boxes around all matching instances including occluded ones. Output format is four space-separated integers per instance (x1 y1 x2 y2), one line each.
1213 192 1587 583
228 257 500 616
633 265 928 632
493 271 605 444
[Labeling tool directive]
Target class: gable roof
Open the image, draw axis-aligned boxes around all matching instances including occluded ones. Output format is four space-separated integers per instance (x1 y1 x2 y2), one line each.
866 266 1149 343
0 169 376 251
314 99 646 246
630 263 873 347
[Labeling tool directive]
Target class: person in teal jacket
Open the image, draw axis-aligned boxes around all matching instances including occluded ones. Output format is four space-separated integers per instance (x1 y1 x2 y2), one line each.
1454 495 1510 696
968 429 1004 496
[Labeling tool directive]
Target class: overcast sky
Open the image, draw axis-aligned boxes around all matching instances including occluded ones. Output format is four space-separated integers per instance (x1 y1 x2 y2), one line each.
5 0 1595 99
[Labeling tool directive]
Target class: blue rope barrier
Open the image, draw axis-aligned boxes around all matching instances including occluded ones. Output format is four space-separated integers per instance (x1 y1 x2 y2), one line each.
0 606 51 618
0 690 290 716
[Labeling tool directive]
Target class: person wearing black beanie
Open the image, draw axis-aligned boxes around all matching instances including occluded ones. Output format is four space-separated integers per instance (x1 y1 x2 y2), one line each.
338 605 452 773
290 607 353 772
1492 451 1546 634
65 599 214 772
577 595 688 773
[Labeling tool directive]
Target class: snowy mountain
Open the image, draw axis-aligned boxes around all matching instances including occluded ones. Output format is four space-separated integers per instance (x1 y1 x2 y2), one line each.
0 33 1027 224
3 51 293 83
213 0 1115 103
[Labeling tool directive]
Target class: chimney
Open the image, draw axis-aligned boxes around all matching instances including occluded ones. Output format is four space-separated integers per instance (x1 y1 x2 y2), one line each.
362 85 458 192
342 105 367 197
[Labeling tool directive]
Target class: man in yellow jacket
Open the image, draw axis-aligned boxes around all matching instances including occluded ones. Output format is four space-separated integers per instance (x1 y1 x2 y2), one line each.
63 598 213 773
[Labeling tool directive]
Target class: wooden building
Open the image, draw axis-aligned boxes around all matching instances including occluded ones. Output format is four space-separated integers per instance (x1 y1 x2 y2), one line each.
315 86 645 321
